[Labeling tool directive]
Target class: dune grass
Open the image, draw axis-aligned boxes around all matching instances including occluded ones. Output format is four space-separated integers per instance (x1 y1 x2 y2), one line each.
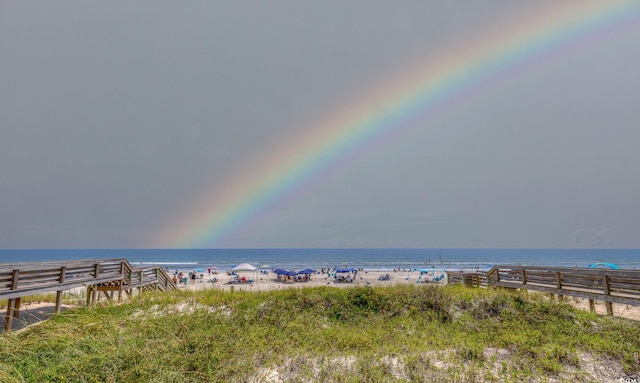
1 284 639 382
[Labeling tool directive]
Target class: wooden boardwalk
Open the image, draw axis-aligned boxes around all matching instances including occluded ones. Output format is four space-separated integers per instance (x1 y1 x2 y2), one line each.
1 258 177 332
447 265 640 316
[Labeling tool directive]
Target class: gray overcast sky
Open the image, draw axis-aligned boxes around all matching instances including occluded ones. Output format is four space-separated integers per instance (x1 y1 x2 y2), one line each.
1 1 639 249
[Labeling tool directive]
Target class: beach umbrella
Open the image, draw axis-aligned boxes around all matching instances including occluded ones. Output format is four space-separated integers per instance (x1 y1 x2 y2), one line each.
230 263 258 284
231 263 257 271
259 264 271 269
274 269 298 277
587 262 621 269
274 269 298 279
297 269 315 275
336 267 355 273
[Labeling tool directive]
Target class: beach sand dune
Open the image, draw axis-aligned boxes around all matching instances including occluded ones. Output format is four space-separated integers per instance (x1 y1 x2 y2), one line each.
5 269 639 333
179 270 640 320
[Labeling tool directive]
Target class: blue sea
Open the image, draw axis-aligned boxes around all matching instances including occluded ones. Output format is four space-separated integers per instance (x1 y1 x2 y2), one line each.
0 248 638 271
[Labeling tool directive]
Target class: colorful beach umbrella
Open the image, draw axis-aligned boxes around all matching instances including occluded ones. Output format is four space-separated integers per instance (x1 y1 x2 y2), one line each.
587 262 621 269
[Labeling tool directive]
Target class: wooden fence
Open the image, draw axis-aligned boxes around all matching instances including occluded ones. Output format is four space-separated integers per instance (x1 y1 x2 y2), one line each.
447 265 640 315
1 258 177 332
446 270 488 287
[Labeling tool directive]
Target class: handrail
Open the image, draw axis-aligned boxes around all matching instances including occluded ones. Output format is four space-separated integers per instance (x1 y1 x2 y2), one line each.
485 265 499 285
2 258 177 332
449 265 640 316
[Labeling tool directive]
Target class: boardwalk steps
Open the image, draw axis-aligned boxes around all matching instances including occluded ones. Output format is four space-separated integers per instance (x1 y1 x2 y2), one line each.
447 265 640 316
1 258 177 332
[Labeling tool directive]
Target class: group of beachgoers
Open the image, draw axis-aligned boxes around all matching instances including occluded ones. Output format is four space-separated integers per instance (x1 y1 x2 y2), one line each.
276 273 311 283
172 271 206 285
165 265 450 290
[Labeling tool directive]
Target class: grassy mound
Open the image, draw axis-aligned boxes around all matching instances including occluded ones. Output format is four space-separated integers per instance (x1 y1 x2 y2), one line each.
1 285 639 382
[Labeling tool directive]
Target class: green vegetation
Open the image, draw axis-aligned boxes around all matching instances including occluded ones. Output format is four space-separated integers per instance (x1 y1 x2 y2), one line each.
2 285 639 382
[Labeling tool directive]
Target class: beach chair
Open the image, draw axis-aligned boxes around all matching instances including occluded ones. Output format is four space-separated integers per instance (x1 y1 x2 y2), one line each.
432 274 445 282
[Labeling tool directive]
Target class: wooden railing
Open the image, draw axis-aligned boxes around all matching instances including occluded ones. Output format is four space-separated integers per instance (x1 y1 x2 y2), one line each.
448 265 640 315
1 258 177 332
446 270 488 287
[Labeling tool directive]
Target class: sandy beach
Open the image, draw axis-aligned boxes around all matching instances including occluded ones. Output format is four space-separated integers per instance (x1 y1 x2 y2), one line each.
174 268 439 292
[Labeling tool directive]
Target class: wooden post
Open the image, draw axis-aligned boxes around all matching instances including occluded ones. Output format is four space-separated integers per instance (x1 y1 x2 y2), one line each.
521 269 527 285
91 263 100 305
119 261 125 300
603 274 613 316
10 297 21 330
128 266 133 297
5 299 20 333
589 299 595 313
55 266 66 314
4 269 20 332
86 286 92 306
13 298 21 320
556 271 563 302
4 303 12 332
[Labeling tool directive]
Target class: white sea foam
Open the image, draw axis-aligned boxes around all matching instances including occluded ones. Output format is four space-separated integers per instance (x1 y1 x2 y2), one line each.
134 262 199 265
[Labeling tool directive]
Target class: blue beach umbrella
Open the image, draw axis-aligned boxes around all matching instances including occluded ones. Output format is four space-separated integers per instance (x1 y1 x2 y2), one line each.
297 269 315 275
587 262 621 269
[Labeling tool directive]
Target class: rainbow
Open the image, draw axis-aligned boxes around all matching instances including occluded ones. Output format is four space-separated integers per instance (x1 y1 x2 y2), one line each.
158 1 640 248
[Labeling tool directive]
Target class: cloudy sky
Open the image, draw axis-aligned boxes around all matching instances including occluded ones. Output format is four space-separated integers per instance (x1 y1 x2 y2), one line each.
1 1 639 249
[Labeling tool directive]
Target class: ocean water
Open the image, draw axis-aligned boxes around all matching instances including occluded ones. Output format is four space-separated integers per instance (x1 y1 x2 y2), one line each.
0 248 638 271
